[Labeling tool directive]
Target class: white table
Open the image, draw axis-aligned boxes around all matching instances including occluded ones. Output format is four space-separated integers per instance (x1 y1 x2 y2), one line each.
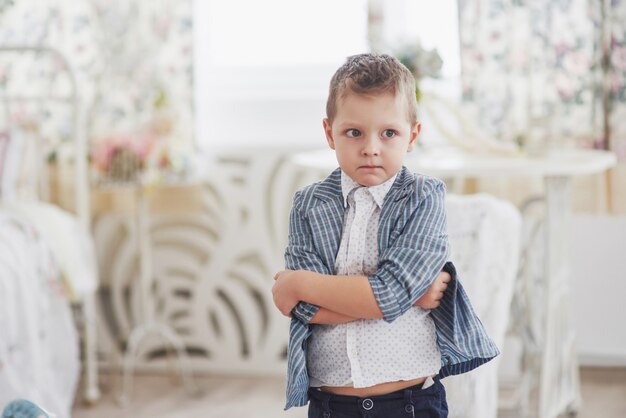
290 146 617 418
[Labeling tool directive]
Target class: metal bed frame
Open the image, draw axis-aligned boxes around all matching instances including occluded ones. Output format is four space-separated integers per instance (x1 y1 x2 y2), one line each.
0 45 100 404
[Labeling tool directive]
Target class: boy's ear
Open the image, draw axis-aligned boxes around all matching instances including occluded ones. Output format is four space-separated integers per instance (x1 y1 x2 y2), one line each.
323 118 336 150
407 122 421 152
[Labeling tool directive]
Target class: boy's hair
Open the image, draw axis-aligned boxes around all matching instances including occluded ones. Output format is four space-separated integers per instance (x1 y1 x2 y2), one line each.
326 53 418 125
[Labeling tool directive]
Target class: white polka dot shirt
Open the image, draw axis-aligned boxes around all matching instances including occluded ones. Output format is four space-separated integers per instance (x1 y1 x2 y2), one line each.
307 171 441 388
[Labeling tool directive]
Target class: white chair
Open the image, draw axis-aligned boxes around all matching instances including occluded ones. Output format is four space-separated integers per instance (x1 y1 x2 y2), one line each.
443 193 522 418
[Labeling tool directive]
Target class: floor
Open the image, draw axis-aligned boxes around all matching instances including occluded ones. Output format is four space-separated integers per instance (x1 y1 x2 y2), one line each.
72 367 626 418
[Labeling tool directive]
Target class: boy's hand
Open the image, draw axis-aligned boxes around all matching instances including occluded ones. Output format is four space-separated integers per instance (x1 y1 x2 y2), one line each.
272 270 301 317
414 271 451 309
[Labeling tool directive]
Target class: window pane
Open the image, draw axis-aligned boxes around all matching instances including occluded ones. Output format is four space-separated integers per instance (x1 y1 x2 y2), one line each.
206 0 368 67
194 0 369 153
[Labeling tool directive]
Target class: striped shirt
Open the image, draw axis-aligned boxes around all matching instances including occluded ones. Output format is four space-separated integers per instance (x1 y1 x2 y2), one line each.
283 166 499 409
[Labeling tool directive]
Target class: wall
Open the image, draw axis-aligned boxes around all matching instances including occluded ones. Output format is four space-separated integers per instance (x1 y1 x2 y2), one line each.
571 215 626 366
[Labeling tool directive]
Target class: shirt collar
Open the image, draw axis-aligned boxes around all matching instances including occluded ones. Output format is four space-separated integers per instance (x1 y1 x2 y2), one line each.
340 171 398 209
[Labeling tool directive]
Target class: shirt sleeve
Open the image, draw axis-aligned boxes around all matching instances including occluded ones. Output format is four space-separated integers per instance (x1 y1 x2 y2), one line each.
368 180 450 323
283 190 332 324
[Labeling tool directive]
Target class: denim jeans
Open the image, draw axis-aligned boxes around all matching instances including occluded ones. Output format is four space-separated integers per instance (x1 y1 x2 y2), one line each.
307 377 448 418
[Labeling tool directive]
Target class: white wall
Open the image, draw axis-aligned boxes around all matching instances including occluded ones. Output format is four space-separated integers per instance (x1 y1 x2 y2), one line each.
571 215 626 366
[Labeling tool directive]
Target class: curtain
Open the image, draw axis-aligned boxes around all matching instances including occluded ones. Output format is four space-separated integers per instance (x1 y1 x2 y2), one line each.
458 0 626 160
0 0 193 158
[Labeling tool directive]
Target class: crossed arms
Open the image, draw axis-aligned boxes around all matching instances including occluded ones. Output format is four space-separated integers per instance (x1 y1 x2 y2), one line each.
272 269 451 324
272 180 452 325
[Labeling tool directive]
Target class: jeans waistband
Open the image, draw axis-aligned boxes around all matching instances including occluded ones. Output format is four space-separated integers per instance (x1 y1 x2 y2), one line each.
308 381 426 403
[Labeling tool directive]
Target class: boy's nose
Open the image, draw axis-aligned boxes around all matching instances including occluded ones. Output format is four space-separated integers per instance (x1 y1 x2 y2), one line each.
362 136 380 156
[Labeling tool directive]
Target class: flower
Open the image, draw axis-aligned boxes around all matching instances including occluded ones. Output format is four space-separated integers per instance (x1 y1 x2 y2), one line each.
395 42 443 81
89 86 190 184
393 42 443 101
91 132 159 182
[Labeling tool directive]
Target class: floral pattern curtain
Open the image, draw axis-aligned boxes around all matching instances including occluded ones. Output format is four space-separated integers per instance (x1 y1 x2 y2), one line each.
0 0 193 175
458 0 626 161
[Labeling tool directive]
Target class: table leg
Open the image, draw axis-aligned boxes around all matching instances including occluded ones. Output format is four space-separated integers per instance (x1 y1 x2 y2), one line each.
539 176 582 418
118 322 201 406
116 186 202 405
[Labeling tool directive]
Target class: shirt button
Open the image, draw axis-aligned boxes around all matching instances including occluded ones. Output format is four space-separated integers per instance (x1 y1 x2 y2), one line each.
362 398 374 410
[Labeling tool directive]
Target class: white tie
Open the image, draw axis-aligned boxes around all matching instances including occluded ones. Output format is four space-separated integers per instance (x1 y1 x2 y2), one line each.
346 187 375 275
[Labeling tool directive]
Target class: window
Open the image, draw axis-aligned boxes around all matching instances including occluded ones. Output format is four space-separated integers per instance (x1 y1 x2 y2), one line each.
193 0 368 154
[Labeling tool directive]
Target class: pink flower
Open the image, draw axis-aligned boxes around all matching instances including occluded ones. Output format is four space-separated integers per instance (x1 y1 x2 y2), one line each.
91 138 116 171
554 42 570 57
91 131 161 173
127 133 158 160
555 73 576 101
510 49 528 68
610 70 624 93
562 51 590 77
611 46 626 72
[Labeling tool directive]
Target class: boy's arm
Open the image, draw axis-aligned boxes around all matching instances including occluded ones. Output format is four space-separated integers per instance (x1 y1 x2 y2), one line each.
279 189 381 325
273 269 382 318
273 269 450 319
274 180 450 322
369 180 450 322
274 269 450 317
282 190 345 325
309 308 356 324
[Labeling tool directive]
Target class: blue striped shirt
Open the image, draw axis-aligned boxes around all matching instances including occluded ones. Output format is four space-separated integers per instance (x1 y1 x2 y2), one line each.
283 166 499 409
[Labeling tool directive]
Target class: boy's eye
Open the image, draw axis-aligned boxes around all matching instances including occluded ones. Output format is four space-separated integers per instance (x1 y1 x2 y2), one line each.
382 129 397 138
346 129 361 138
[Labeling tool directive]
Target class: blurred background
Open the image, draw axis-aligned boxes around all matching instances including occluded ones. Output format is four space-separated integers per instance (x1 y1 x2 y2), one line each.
0 0 625 417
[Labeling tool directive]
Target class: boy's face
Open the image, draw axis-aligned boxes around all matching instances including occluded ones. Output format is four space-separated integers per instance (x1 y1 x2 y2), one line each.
323 91 419 187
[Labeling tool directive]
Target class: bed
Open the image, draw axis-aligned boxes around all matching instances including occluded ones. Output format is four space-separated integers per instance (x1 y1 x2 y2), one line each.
0 45 100 417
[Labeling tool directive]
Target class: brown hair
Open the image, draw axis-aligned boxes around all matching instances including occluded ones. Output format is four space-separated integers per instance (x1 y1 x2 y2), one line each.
326 53 418 125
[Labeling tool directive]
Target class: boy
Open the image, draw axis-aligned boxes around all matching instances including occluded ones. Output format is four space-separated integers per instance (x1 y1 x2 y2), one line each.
272 53 498 417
